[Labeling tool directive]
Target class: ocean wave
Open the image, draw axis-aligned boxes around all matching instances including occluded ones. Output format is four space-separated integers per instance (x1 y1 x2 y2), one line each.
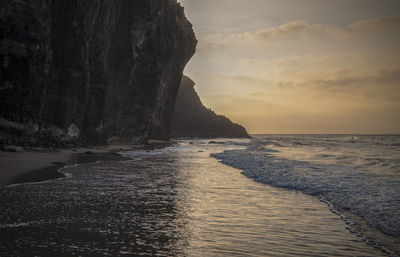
211 141 400 239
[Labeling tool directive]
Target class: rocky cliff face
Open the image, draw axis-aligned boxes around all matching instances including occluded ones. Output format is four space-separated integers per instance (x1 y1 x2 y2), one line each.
0 0 196 147
171 76 250 138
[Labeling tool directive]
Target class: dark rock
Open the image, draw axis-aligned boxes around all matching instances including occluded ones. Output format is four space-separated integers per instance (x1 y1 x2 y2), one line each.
0 0 197 147
51 162 65 165
171 76 250 138
1 145 16 152
208 141 225 145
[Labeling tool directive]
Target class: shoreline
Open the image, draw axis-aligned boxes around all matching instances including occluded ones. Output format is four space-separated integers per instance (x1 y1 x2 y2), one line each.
319 196 400 256
0 139 394 256
0 141 175 188
0 144 141 188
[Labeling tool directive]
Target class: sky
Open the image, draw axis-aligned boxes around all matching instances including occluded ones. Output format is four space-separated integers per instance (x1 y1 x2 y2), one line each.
177 0 400 134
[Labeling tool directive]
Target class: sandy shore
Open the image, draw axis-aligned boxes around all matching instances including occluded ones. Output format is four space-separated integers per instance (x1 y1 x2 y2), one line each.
0 145 135 188
0 140 394 256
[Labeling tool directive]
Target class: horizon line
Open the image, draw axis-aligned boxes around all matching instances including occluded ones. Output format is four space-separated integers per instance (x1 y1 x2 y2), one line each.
249 133 400 135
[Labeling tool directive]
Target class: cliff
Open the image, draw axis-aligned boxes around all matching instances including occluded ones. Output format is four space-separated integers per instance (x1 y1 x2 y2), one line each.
171 76 250 138
0 0 196 147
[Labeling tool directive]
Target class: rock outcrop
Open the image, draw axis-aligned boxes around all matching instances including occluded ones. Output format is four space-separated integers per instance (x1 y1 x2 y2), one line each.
171 76 250 138
0 0 196 147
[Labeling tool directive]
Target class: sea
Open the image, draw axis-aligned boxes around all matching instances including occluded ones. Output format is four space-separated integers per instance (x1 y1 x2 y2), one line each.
0 135 399 256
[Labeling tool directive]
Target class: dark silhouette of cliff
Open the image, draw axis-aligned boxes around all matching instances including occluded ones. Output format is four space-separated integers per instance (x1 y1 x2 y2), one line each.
0 0 197 147
171 76 250 138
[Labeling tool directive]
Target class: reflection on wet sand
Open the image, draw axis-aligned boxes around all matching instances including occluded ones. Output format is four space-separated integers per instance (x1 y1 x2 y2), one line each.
0 140 388 256
0 155 186 256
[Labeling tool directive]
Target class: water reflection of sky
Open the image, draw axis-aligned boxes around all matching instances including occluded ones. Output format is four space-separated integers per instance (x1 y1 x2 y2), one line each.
0 140 387 256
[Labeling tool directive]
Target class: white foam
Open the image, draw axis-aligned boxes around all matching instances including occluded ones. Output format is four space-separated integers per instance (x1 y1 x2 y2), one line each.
211 136 400 239
0 222 32 228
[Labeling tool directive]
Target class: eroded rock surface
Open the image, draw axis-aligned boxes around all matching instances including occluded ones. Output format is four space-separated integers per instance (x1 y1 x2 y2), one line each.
0 0 196 146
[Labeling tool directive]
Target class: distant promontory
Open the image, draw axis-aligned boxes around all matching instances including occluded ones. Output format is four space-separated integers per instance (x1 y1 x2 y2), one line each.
171 76 250 138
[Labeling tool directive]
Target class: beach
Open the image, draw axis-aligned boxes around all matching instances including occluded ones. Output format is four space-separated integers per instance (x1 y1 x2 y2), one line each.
0 139 393 256
0 145 135 188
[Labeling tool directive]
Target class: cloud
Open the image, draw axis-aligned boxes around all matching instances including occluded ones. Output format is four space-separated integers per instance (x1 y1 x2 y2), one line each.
195 67 400 99
195 42 224 54
303 68 400 90
181 1 400 133
250 20 350 39
213 17 400 43
270 55 333 67
191 67 400 134
195 72 272 88
348 17 400 31
264 67 400 105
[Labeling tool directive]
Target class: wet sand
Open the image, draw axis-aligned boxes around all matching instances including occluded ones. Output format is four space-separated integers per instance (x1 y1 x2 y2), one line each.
0 140 394 256
0 145 132 188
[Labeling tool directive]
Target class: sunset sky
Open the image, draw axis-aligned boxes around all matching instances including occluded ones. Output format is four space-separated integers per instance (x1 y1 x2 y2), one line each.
178 0 400 134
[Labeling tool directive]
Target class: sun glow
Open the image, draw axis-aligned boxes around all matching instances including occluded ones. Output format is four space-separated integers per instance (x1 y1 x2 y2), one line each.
179 0 400 134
